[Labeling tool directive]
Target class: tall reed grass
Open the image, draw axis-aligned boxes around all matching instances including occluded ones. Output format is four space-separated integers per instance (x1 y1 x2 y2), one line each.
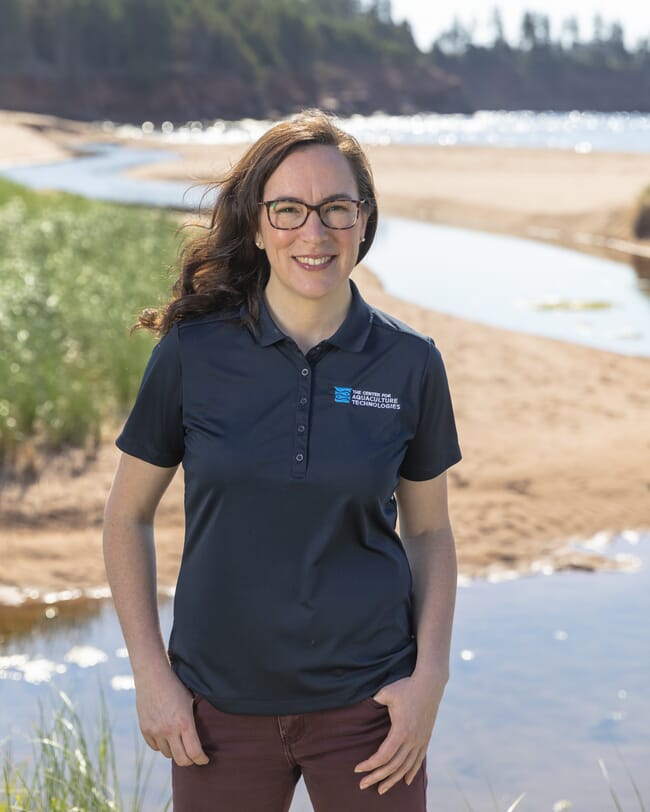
0 179 181 471
0 691 170 811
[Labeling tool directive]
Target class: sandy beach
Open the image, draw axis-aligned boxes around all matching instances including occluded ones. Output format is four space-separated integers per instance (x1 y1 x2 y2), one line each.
1 111 649 600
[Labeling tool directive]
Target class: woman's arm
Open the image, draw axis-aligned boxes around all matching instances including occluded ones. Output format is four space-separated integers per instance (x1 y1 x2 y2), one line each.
354 471 457 794
103 451 208 767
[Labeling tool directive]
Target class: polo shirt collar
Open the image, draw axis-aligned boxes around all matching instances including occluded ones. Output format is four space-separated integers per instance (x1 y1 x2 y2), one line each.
327 280 373 352
255 294 286 347
250 280 373 353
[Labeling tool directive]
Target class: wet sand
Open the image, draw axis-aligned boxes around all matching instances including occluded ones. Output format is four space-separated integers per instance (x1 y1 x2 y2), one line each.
1 112 649 601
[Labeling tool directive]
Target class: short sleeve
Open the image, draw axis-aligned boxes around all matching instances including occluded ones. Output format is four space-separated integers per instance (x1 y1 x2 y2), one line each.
399 338 461 481
115 326 184 467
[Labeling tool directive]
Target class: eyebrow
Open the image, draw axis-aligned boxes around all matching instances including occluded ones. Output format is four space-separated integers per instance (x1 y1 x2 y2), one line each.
268 194 356 204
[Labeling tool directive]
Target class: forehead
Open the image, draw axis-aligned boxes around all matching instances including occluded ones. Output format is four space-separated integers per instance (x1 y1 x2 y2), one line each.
263 144 358 200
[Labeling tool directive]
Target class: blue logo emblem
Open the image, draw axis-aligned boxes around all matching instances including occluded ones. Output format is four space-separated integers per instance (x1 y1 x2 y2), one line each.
334 386 352 404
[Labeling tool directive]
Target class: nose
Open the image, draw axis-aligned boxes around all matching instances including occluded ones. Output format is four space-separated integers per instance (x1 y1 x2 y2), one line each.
301 208 328 239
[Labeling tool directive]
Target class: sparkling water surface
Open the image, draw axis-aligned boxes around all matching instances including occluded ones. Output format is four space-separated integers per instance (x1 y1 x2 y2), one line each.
109 110 650 153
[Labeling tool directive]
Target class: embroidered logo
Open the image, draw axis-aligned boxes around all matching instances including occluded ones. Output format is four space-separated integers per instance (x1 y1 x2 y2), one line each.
333 386 401 410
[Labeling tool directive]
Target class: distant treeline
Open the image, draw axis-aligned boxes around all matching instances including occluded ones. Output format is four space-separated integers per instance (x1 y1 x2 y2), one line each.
0 0 649 119
431 10 650 112
434 9 649 61
0 0 418 80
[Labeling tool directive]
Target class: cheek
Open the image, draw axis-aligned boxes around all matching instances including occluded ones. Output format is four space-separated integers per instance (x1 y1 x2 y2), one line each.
263 230 295 257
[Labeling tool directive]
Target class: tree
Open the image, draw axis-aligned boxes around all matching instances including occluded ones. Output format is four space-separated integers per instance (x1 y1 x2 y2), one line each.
489 6 505 46
435 16 473 55
520 11 537 50
592 13 605 43
0 0 29 66
607 21 626 54
370 0 392 24
536 14 551 47
560 16 580 50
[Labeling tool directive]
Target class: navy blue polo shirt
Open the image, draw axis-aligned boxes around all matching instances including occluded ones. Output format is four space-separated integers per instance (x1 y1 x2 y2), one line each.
116 280 461 714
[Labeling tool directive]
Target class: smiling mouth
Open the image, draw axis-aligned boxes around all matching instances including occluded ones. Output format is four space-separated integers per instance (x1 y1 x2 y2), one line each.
294 255 335 267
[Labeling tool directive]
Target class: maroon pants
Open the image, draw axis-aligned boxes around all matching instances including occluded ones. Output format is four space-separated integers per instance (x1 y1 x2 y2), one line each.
172 693 427 811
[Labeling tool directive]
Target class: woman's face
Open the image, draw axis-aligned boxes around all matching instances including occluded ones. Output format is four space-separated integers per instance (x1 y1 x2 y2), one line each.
256 145 368 307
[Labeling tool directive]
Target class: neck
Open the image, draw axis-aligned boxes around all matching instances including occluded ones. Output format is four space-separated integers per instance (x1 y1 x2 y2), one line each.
264 280 352 355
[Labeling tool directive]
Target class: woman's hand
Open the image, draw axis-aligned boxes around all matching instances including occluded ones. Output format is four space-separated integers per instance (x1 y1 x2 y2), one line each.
135 665 209 767
104 453 207 768
354 473 458 794
353 672 446 794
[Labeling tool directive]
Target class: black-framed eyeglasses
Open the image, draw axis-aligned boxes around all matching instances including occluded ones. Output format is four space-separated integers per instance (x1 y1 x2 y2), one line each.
260 198 366 230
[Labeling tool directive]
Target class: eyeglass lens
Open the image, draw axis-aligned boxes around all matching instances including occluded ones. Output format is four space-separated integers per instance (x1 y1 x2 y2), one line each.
267 200 359 229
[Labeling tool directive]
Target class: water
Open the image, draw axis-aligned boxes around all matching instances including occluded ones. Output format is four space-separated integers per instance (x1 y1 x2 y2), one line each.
367 217 650 356
0 142 209 210
109 110 650 153
2 141 649 357
1 531 648 810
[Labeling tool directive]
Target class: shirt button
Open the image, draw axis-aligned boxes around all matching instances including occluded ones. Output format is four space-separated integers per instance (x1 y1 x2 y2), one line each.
297 425 305 433
301 368 310 376
299 397 308 405
295 453 304 462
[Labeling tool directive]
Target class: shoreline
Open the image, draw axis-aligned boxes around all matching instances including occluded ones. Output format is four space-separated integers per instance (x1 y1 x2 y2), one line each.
1 110 650 603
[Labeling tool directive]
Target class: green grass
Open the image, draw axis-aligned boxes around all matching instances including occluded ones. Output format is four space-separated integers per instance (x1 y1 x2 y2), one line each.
0 178 182 470
532 298 613 311
0 691 170 811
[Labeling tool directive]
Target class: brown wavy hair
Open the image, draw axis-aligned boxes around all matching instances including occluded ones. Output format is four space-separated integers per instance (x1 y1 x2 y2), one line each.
137 109 378 336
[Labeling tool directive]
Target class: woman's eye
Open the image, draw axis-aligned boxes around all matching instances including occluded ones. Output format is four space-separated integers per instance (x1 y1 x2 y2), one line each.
324 203 347 214
274 202 301 214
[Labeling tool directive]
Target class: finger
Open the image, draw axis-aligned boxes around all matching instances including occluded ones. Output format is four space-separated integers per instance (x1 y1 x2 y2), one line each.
378 750 421 795
167 733 196 767
354 729 403 773
180 725 209 766
359 744 409 789
142 733 160 752
154 736 173 760
405 749 426 785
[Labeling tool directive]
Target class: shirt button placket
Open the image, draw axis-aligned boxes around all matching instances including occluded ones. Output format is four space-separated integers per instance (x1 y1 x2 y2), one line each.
292 366 311 478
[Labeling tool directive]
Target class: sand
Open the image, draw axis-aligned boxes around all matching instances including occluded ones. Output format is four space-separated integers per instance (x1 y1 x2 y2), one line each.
1 111 649 602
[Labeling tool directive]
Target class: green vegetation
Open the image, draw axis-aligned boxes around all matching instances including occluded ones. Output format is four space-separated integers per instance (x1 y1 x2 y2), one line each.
0 0 418 85
1 691 170 811
532 299 613 311
0 178 180 471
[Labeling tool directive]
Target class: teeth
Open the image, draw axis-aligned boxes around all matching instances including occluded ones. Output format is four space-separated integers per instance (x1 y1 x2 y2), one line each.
296 256 332 266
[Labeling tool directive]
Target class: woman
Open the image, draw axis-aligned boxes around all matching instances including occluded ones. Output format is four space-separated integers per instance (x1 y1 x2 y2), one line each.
103 109 461 811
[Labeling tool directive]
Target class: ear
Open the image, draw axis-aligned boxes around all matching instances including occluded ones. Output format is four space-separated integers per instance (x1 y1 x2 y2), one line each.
359 207 370 243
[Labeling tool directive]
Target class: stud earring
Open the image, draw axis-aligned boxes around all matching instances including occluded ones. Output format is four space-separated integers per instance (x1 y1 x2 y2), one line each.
360 236 366 243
